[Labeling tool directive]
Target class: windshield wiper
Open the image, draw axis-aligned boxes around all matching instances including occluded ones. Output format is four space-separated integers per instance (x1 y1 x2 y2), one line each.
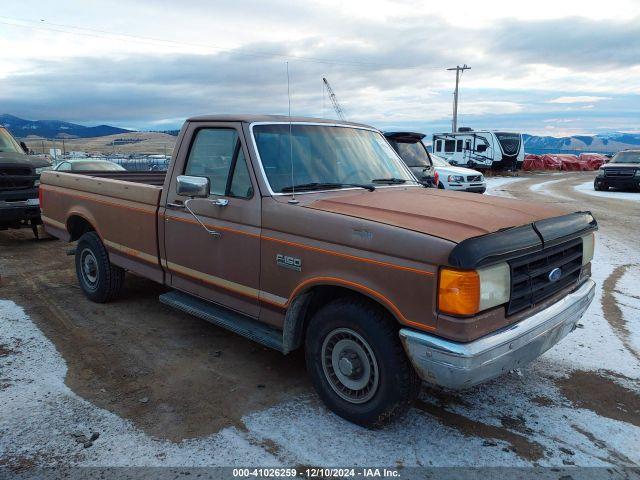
280 182 375 193
371 177 408 184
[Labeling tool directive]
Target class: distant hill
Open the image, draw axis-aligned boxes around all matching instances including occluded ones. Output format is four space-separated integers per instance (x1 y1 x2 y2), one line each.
0 114 131 139
523 132 640 154
23 131 177 155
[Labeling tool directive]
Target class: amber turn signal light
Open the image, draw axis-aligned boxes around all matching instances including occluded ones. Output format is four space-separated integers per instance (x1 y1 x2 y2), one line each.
438 268 481 316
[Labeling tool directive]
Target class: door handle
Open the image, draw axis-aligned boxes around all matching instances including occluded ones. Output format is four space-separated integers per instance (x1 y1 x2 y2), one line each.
167 202 185 210
213 198 229 207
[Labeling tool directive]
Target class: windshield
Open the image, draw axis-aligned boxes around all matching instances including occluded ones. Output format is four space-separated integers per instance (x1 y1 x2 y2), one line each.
72 161 125 171
392 140 431 167
430 154 450 167
0 128 23 154
253 124 415 193
611 151 640 164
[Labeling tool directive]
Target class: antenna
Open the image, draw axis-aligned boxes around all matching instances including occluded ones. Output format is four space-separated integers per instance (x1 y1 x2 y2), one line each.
286 61 298 204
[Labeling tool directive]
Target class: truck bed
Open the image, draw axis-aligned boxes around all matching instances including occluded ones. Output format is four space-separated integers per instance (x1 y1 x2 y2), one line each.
40 170 165 283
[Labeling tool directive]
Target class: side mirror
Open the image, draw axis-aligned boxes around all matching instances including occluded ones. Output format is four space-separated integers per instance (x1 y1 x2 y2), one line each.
20 141 29 154
176 175 210 198
476 144 488 153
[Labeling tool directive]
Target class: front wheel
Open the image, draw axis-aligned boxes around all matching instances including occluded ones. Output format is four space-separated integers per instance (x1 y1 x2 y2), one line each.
305 297 420 427
75 232 124 303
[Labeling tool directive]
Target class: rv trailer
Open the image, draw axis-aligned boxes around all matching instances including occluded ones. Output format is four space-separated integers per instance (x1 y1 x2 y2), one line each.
432 129 524 170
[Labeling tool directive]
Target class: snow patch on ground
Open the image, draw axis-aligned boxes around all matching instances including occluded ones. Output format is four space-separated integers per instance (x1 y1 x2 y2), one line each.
0 300 279 467
575 181 640 202
485 176 527 198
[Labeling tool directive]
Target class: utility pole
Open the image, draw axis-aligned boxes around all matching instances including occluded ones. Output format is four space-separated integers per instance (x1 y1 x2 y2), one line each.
447 64 470 133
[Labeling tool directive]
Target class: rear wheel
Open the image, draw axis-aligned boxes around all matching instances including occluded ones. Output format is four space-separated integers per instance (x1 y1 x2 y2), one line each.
438 182 445 189
305 297 420 427
75 232 124 303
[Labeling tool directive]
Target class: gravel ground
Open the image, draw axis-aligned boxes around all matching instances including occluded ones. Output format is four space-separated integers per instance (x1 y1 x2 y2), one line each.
0 171 638 473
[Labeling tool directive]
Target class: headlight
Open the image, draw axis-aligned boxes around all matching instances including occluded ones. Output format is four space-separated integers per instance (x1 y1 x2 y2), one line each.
448 175 464 183
582 233 595 266
635 169 640 177
597 167 605 177
438 263 510 316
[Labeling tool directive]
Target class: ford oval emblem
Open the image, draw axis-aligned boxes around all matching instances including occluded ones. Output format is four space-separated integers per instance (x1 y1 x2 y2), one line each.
548 267 562 282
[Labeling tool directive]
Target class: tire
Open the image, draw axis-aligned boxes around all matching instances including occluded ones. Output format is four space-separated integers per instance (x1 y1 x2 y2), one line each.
594 180 607 191
75 232 124 303
305 297 421 428
438 182 445 189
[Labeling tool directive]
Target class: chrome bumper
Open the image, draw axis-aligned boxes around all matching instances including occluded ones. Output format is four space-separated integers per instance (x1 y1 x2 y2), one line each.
399 279 596 390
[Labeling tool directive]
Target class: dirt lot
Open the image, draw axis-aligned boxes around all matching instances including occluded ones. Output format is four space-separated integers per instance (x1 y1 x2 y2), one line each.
0 171 639 470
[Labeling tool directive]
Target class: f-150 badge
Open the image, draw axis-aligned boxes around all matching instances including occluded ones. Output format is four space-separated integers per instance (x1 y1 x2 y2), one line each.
276 254 302 272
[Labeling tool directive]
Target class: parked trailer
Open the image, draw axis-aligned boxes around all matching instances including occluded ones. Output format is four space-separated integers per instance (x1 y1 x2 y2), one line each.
432 129 524 171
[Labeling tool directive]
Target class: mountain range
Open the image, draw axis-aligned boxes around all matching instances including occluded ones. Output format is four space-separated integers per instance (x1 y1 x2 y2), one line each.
522 132 640 154
2 114 639 153
0 114 130 139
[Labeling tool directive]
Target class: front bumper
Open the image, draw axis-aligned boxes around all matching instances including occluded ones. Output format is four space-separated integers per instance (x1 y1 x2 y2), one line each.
448 183 487 194
399 279 596 389
595 176 640 190
0 198 41 227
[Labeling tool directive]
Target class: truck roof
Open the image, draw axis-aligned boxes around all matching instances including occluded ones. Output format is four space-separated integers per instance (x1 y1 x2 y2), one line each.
186 114 372 129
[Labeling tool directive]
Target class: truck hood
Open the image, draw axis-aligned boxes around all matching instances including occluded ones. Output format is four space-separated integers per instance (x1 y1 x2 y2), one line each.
305 187 567 243
0 151 51 168
435 165 482 176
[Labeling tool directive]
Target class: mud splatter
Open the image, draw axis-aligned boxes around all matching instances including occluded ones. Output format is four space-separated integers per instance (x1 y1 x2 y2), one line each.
557 370 640 428
531 396 556 407
414 400 546 461
601 264 640 362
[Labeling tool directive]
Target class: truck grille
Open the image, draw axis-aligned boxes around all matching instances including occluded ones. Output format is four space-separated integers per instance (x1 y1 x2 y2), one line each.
0 166 35 190
507 238 583 315
604 168 634 177
467 175 482 182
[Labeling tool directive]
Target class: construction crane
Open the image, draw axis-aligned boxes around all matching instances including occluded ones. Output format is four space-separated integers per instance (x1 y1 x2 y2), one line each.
322 77 346 120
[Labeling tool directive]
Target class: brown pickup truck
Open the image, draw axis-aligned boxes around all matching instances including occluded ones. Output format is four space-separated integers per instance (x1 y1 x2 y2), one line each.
41 115 597 427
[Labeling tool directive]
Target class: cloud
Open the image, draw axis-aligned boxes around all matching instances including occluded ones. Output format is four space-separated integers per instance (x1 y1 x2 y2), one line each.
0 1 638 135
548 96 611 104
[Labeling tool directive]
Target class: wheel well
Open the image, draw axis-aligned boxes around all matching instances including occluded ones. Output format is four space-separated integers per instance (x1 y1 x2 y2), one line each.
283 285 397 354
67 215 95 241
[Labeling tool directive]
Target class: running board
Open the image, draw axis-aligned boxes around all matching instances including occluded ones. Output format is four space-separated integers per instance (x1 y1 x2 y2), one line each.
159 290 285 353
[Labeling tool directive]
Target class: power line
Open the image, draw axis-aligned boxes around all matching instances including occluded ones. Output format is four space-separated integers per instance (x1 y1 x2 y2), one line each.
0 15 435 70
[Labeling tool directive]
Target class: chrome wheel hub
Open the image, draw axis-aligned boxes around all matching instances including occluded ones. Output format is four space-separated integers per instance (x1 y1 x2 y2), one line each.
80 248 98 288
321 328 379 404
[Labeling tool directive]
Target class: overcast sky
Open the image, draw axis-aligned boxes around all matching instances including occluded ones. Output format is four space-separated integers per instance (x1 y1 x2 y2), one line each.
1 0 639 136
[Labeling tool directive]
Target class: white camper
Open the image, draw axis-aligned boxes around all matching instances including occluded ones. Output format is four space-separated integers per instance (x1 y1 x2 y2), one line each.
432 129 524 170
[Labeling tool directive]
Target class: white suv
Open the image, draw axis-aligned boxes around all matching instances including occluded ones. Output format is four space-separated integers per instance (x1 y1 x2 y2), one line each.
431 154 486 193
384 131 486 193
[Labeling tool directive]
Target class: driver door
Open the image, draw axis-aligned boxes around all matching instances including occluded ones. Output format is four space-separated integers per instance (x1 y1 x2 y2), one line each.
163 123 261 318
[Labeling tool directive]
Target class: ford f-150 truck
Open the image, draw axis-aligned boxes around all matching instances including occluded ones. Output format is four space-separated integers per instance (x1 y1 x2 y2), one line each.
40 115 597 427
0 126 52 235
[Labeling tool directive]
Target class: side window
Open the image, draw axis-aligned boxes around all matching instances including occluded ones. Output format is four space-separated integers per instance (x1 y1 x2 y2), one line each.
184 128 253 198
456 140 463 152
435 140 442 152
228 149 253 198
58 162 71 171
465 139 471 150
444 140 455 153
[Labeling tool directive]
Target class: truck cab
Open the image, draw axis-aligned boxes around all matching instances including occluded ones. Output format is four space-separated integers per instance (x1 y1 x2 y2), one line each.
0 127 52 235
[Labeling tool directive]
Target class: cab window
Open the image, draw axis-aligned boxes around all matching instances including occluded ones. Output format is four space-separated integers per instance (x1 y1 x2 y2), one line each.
184 128 253 198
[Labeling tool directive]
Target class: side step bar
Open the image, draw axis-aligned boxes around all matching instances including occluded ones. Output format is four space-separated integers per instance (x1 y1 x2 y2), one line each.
159 290 285 353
